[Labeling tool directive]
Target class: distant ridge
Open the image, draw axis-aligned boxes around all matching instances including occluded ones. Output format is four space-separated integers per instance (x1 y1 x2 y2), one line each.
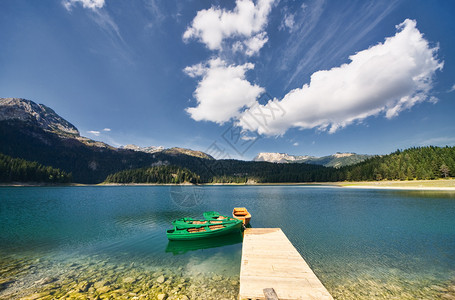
162 147 214 160
253 152 372 168
120 145 214 160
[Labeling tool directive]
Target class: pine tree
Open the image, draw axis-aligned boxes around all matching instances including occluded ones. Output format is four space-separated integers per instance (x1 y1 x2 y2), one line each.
440 164 450 178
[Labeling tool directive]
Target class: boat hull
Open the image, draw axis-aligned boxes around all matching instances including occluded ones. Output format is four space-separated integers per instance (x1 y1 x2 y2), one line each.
232 207 251 225
167 221 242 241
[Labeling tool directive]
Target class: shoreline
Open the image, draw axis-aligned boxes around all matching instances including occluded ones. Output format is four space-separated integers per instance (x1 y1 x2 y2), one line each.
2 179 455 191
338 185 455 191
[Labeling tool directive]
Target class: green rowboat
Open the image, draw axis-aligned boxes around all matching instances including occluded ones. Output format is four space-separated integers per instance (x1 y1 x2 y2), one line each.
203 211 221 219
172 215 239 228
166 218 242 241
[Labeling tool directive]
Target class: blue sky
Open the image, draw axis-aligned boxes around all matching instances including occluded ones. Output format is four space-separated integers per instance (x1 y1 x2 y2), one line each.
1 0 454 160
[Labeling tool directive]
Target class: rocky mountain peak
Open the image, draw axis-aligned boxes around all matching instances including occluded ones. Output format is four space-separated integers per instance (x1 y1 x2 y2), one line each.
253 151 372 167
254 152 298 163
121 144 165 153
0 98 79 137
332 152 355 158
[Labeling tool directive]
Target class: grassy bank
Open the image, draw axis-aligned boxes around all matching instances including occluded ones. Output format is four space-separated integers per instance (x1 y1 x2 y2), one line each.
334 178 455 190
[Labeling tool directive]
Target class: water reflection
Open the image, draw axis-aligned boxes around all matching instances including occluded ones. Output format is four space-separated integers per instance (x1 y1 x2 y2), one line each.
390 190 455 199
165 232 243 255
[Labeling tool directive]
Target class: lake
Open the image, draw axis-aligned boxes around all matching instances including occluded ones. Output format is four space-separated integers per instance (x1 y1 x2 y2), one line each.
1 186 455 299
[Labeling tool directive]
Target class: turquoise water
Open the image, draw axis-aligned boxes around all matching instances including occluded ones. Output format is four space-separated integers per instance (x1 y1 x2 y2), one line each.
1 186 455 299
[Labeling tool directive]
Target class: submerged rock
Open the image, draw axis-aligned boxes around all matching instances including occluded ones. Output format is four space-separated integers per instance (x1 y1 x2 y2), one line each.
20 292 50 300
34 277 55 285
93 280 109 289
96 285 111 294
156 275 166 284
157 293 167 300
77 280 90 292
123 276 136 284
212 275 222 281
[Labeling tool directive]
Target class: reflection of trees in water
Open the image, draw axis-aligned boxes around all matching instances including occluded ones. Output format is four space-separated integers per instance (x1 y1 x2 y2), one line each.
391 190 455 199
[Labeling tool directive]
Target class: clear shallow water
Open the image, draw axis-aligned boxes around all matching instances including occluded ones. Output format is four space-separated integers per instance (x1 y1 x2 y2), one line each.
1 186 455 299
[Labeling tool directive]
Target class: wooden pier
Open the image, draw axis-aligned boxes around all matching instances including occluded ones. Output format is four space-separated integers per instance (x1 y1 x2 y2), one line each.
239 228 333 300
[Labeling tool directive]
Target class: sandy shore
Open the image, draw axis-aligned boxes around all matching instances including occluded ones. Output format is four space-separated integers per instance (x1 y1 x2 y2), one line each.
333 179 455 191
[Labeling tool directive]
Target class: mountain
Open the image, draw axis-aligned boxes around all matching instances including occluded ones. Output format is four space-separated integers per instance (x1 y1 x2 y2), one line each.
0 98 79 137
253 152 314 163
0 98 342 184
162 147 214 160
0 98 214 183
0 98 114 149
253 152 372 167
120 145 214 160
120 144 165 153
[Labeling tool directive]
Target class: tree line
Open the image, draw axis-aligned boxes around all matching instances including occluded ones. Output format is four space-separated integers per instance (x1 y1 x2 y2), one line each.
0 153 72 183
104 165 201 184
104 160 342 184
341 146 454 181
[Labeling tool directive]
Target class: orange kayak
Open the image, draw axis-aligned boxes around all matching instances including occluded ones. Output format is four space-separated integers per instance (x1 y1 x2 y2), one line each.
232 207 251 225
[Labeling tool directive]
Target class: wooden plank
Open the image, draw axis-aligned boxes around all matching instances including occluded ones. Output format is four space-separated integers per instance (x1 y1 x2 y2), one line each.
263 288 279 300
239 228 333 300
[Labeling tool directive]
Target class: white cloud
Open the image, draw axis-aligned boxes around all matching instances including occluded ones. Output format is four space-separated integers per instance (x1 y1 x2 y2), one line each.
241 135 258 141
232 41 245 53
183 0 274 52
293 142 299 146
144 0 166 30
279 13 295 32
88 130 101 136
185 58 264 124
103 128 111 132
183 1 275 125
63 0 105 11
236 19 443 135
449 84 455 92
244 32 269 56
280 0 400 90
183 63 207 78
63 0 128 61
230 32 268 56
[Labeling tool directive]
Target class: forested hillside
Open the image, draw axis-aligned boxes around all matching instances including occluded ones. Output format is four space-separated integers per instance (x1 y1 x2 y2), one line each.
105 146 455 184
103 160 341 184
104 166 201 184
342 146 455 181
0 153 72 183
200 159 342 183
